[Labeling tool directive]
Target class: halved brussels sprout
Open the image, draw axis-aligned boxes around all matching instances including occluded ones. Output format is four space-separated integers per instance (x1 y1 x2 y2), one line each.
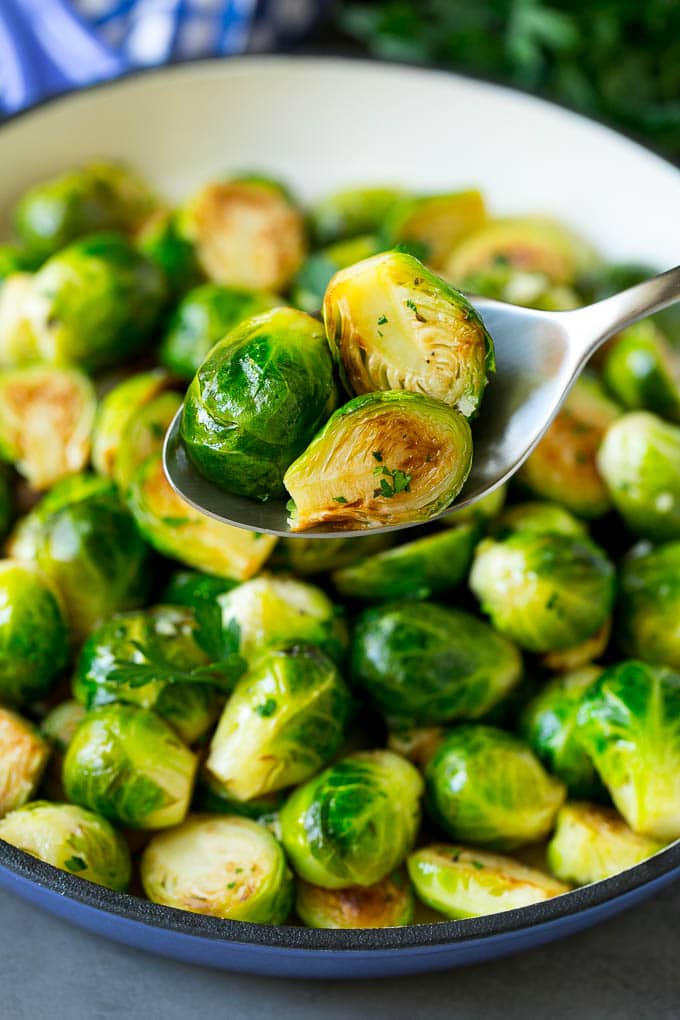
92 369 171 478
0 801 131 890
284 391 473 532
271 533 394 575
618 541 680 670
0 245 41 284
602 321 680 421
597 411 680 541
128 452 277 580
296 872 414 929
0 560 69 707
206 645 352 801
0 708 50 817
518 374 621 517
0 365 95 490
63 703 197 830
308 186 406 246
547 802 664 886
181 307 337 501
136 208 202 297
425 725 566 849
291 235 381 314
178 179 306 291
159 283 280 380
40 700 86 754
13 161 156 257
331 522 479 601
381 190 487 269
520 666 605 798
280 750 423 888
408 844 568 919
576 661 680 840
351 601 522 726
140 814 293 922
323 251 494 417
387 726 446 769
491 501 587 540
469 531 615 653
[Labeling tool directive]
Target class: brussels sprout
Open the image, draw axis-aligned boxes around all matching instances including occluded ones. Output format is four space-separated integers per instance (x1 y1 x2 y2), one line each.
128 452 277 580
381 190 487 269
576 661 680 840
0 467 12 540
63 703 197 829
74 606 243 744
296 872 414 929
519 374 621 517
617 541 680 670
40 700 86 754
178 179 306 291
136 208 202 296
141 814 293 922
0 708 50 817
284 391 473 532
181 307 337 501
425 725 566 849
8 474 151 642
324 251 494 417
351 601 522 726
602 321 680 420
92 369 171 479
492 501 587 539
291 235 381 314
271 533 394 575
0 560 69 707
13 161 156 257
160 570 240 657
597 412 680 541
159 283 280 380
547 802 664 886
540 619 611 674
387 726 446 768
332 522 479 601
0 365 95 490
280 750 422 889
0 244 41 283
0 801 131 890
408 844 568 919
520 666 605 798
470 531 615 653
308 186 406 246
455 260 581 311
206 645 352 801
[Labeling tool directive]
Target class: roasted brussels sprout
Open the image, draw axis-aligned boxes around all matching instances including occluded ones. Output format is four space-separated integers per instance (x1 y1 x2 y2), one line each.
280 750 423 888
40 700 86 754
381 190 487 269
492 501 587 539
291 235 381 314
0 365 95 490
547 802 664 886
284 391 473 531
324 251 494 416
425 725 566 849
308 186 405 246
520 666 605 798
617 541 680 670
296 872 414 929
136 208 202 296
351 601 522 726
0 708 50 817
0 560 69 707
409 844 568 919
470 530 615 653
181 307 337 501
576 661 680 840
178 179 306 291
63 703 197 829
141 814 293 922
602 321 680 421
92 369 171 478
597 411 680 540
271 533 393 575
0 801 131 890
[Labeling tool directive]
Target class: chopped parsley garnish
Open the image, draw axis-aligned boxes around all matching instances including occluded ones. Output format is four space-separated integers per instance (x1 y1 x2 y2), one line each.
377 314 388 325
255 698 277 718
405 297 426 322
372 451 383 462
332 495 348 504
64 856 87 873
471 859 485 870
372 464 412 498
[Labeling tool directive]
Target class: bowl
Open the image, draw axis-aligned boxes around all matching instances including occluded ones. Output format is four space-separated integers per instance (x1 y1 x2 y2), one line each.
0 56 679 978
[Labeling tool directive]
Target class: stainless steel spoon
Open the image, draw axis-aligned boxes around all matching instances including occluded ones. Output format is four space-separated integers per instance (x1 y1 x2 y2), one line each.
163 265 680 538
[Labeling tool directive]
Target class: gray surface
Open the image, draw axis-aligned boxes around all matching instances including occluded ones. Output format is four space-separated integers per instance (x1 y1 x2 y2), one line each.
1 884 679 1019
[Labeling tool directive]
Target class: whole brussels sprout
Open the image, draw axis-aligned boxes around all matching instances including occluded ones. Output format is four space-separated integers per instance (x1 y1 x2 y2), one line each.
141 814 293 922
159 283 279 380
469 531 615 653
520 666 605 798
602 321 680 421
128 452 277 580
40 700 86 754
382 190 487 269
291 234 381 314
136 208 202 296
0 365 95 490
0 560 69 707
296 872 414 929
547 802 664 886
408 844 568 919
323 251 494 417
271 533 393 576
284 391 472 532
280 750 423 888
308 185 406 246
351 601 522 726
206 645 352 801
425 725 566 849
92 369 171 479
0 801 131 890
597 411 680 541
617 541 680 670
0 244 42 284
181 307 337 501
63 703 197 829
576 661 680 841
492 501 587 540
0 708 50 817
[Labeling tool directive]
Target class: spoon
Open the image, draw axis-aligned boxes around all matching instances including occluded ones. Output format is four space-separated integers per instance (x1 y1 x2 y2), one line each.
163 265 680 539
